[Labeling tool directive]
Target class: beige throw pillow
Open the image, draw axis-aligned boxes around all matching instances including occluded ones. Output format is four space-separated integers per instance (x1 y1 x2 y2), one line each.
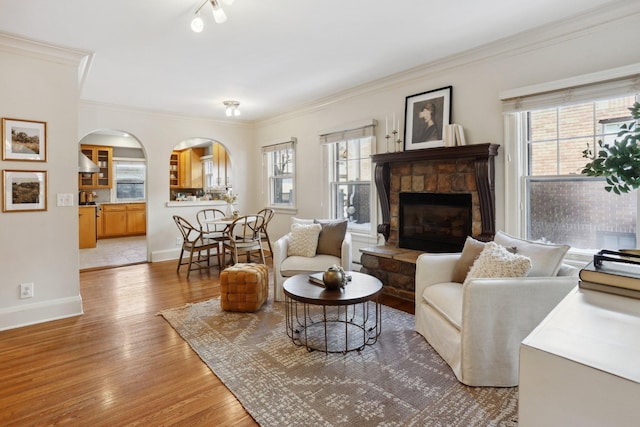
288 223 322 257
314 219 347 258
452 236 486 283
464 242 532 284
494 230 569 277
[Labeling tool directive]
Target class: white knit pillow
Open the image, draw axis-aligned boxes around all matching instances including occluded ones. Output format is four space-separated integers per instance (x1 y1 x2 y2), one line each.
464 242 532 284
287 223 322 257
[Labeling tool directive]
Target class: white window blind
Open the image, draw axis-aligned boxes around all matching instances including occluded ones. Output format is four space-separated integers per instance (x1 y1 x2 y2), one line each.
262 138 296 208
500 65 640 112
319 123 376 144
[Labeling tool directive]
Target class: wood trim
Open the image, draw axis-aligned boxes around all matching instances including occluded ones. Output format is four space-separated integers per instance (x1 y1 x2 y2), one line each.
372 143 500 242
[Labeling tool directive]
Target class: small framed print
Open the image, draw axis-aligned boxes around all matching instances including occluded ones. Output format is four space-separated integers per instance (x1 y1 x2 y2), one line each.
2 118 47 162
2 170 47 212
404 86 452 150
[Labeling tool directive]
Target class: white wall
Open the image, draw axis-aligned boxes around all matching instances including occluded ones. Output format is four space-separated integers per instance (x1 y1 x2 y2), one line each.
0 35 86 330
254 4 640 245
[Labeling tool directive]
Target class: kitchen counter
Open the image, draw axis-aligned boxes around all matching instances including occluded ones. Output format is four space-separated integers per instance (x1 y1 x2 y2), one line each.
165 200 226 207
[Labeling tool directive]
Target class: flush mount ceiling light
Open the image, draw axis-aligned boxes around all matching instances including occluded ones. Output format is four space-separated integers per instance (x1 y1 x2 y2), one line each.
191 0 236 32
223 100 241 117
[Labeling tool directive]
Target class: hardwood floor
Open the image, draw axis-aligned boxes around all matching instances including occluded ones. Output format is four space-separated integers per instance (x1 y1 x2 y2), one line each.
0 261 414 426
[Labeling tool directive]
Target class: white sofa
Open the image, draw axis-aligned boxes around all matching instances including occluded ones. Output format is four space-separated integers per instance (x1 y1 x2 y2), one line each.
273 231 352 301
415 251 579 387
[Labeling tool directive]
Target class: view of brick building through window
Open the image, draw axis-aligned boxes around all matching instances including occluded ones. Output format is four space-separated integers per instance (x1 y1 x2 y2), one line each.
526 95 638 251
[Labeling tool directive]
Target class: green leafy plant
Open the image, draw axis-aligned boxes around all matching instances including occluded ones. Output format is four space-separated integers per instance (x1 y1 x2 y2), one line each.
582 101 640 194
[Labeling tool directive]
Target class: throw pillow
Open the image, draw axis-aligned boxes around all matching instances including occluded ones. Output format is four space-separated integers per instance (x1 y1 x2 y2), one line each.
287 223 322 257
452 236 486 283
314 219 348 258
464 242 532 283
494 230 569 277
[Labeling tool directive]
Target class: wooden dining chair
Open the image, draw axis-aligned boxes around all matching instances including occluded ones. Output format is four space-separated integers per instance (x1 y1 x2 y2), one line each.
256 208 275 259
222 214 266 265
196 208 227 240
173 215 222 278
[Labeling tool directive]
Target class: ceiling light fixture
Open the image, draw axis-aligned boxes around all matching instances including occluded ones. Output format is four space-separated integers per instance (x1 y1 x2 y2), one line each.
223 100 241 117
191 0 233 32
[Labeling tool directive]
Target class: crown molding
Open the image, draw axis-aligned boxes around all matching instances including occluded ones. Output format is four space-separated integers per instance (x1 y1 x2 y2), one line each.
79 100 253 128
256 1 640 127
0 32 93 89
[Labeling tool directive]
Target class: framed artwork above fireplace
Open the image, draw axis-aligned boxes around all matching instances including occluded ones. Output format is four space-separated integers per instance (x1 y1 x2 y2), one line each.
404 86 452 151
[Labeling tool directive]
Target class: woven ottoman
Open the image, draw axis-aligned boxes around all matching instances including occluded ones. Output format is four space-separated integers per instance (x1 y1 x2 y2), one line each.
220 263 269 312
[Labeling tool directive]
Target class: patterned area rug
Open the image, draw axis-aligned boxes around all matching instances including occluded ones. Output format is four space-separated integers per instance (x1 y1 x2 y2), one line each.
159 298 518 426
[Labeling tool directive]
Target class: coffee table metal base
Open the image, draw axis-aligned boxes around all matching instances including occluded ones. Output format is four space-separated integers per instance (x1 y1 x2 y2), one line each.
284 297 381 354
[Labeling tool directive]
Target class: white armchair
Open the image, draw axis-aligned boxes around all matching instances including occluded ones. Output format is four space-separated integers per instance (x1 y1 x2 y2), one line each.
415 252 578 387
273 231 352 301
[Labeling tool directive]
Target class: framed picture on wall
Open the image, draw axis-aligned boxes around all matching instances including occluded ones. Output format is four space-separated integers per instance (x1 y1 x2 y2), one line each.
404 86 452 151
2 170 47 212
2 118 47 162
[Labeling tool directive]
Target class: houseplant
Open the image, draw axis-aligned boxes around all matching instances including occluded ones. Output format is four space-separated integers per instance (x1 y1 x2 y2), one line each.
582 101 640 194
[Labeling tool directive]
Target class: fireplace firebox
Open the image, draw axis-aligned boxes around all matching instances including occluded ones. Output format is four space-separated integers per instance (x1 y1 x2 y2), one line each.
399 192 472 252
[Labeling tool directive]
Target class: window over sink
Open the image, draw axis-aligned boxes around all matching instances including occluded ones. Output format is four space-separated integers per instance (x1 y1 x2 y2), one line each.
114 160 146 202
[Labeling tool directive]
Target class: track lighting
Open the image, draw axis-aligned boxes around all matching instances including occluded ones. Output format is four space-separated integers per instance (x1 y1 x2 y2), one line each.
191 0 234 32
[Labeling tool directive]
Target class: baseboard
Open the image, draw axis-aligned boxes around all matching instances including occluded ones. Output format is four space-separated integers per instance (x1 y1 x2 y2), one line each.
0 295 84 331
151 248 181 262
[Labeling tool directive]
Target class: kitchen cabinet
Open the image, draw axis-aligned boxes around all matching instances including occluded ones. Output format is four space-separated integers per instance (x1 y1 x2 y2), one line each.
178 147 204 188
126 203 146 235
100 203 146 238
79 206 97 248
79 145 112 189
170 152 179 188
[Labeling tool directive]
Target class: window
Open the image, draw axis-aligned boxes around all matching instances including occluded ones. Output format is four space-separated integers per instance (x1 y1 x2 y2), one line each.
510 93 639 253
201 142 231 191
320 123 375 232
262 140 296 208
114 160 145 202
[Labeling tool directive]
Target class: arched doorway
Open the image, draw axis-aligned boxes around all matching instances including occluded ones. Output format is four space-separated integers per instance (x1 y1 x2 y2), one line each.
78 129 148 270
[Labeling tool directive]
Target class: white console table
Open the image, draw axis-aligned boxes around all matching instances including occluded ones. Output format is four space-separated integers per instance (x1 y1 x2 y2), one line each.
519 286 640 426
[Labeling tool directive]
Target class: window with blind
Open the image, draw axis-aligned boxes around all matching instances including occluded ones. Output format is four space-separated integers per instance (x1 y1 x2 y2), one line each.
262 139 296 208
502 69 640 254
320 123 375 232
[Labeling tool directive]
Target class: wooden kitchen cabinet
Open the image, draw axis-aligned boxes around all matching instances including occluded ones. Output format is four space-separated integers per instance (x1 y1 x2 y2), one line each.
79 145 112 189
170 152 179 188
178 148 203 188
79 206 97 248
100 203 146 238
126 203 146 235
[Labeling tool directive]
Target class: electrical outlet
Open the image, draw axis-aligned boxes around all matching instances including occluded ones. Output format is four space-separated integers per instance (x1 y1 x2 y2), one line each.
20 282 34 299
176 237 182 246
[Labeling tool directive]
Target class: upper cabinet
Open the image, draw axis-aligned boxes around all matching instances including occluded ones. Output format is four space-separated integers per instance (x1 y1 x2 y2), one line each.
79 145 112 189
170 147 204 188
169 152 179 188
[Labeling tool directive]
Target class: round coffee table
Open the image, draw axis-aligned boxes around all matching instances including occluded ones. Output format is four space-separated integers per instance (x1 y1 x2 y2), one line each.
283 271 383 354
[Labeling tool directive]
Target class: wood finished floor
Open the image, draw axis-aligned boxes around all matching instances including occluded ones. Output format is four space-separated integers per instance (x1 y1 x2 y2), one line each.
0 260 414 426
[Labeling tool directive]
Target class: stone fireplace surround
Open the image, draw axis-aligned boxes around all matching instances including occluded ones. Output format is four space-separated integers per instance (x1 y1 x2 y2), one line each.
360 143 500 301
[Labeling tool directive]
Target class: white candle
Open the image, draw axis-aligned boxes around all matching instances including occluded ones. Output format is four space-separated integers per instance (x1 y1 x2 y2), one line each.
392 113 396 131
386 116 389 135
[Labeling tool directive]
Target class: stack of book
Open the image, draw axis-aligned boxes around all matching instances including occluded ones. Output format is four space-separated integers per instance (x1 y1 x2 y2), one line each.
579 250 640 299
443 124 466 147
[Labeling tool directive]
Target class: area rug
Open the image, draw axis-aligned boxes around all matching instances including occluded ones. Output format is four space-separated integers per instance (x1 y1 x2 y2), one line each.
159 299 518 426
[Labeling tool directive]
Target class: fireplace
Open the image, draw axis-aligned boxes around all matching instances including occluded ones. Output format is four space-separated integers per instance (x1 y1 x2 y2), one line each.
359 144 499 301
399 192 472 252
